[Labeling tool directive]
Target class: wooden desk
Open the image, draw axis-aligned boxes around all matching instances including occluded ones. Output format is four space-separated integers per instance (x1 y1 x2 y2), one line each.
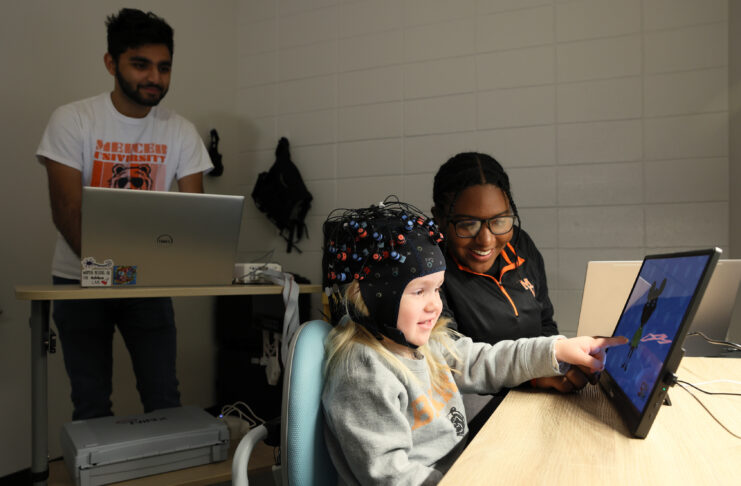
15 283 322 486
440 357 741 486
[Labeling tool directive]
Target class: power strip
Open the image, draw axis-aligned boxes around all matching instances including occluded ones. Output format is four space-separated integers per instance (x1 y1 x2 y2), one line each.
233 263 282 284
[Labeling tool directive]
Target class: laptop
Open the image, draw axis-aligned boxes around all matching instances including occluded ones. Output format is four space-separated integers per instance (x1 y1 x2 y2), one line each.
81 186 244 287
596 248 720 438
577 259 741 356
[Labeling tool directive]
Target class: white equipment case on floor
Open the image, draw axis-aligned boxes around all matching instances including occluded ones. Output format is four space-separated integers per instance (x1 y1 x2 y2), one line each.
60 406 229 486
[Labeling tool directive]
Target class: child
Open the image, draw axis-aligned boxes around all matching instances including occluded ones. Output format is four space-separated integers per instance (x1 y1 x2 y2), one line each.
321 198 626 486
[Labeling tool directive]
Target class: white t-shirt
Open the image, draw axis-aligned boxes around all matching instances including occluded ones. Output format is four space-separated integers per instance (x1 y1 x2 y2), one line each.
36 92 213 279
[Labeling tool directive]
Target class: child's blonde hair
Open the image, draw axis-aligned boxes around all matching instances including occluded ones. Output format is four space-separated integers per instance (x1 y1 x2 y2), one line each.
324 281 460 391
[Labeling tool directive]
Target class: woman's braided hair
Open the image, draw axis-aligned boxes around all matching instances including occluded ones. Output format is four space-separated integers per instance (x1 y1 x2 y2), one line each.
432 152 518 220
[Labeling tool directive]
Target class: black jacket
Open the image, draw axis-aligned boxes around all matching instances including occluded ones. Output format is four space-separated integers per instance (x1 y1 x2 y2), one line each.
441 228 559 344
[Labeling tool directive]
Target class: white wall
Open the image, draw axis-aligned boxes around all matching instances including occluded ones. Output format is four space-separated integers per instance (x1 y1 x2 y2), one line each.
234 0 731 336
0 0 238 476
0 0 735 478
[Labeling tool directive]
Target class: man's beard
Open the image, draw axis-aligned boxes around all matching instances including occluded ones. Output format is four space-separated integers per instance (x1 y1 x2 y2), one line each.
115 66 168 107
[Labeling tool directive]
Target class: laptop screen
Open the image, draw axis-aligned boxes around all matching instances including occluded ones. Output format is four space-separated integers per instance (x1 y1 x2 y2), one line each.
81 187 244 287
600 248 720 437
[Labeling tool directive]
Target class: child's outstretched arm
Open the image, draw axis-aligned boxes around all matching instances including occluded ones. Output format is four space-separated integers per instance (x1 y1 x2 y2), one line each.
446 335 628 396
554 336 628 373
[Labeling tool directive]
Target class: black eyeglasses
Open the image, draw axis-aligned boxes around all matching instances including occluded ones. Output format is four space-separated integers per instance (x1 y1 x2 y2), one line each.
450 215 515 238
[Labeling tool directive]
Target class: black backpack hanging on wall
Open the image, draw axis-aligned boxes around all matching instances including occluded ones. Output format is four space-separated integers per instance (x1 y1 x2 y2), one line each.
251 137 313 253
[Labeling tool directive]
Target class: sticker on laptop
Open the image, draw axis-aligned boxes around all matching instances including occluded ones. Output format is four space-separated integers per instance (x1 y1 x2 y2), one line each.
113 265 137 286
81 257 114 287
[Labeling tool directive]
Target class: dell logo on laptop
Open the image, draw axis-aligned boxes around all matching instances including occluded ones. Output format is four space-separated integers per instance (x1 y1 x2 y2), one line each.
156 234 173 247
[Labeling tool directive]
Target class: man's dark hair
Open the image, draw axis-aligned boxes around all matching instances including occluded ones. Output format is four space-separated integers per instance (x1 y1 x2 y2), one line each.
432 152 519 220
106 8 174 61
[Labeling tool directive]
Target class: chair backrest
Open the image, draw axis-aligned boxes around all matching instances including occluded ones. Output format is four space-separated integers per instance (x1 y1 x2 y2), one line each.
280 320 337 486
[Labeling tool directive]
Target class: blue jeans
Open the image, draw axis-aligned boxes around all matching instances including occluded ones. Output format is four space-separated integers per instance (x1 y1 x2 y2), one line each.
52 277 181 420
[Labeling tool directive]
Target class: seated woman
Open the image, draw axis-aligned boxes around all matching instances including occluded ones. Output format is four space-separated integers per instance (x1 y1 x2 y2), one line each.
431 152 594 432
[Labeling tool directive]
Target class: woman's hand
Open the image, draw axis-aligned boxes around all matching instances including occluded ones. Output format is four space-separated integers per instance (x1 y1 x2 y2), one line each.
533 365 596 392
554 336 628 374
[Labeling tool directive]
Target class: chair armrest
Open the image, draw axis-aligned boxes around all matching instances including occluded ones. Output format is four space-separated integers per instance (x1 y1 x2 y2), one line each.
232 424 268 486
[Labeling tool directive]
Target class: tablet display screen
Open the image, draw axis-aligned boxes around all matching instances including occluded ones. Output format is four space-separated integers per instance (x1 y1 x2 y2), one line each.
604 253 711 413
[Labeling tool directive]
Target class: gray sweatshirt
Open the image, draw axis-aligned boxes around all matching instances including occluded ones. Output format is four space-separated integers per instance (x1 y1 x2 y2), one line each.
322 335 565 486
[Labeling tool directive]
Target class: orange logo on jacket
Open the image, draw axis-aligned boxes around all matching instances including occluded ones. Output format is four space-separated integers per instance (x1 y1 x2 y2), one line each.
520 278 535 297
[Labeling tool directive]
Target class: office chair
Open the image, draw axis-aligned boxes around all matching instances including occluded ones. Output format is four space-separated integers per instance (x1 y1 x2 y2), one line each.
232 319 337 486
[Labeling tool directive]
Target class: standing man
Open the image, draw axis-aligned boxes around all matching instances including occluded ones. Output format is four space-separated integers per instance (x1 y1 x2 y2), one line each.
36 8 213 420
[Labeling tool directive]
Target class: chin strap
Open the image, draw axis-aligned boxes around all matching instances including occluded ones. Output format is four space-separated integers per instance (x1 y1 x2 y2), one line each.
381 325 419 349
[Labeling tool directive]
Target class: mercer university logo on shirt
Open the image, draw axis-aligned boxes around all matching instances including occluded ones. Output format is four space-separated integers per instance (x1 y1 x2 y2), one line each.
90 139 170 191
